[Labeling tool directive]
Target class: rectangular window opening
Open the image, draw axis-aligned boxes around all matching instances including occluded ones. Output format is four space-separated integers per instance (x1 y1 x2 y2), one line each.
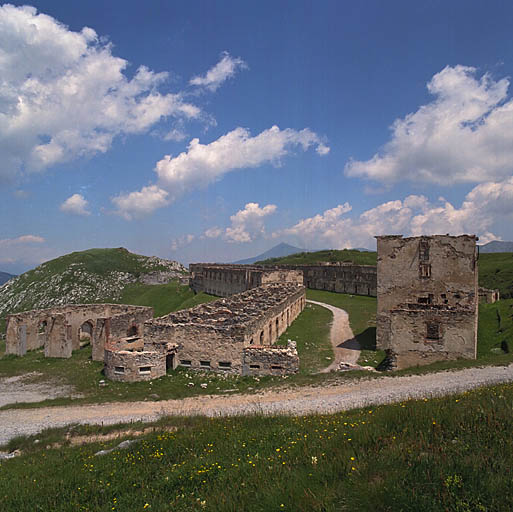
200 360 211 368
249 364 260 369
271 365 283 370
218 361 232 369
180 359 192 367
419 240 430 261
114 366 125 374
419 263 432 278
139 366 151 374
426 322 441 341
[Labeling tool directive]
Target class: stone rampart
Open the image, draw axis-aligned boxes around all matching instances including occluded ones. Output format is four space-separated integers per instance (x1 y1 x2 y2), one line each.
190 262 376 297
189 264 303 297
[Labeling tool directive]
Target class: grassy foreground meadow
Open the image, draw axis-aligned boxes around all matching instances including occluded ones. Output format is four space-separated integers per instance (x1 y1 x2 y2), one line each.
2 382 513 511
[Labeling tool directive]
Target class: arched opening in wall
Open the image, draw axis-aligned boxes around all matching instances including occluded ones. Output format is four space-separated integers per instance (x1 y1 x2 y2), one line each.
79 321 94 348
260 331 264 344
38 320 47 334
37 320 47 346
127 324 138 337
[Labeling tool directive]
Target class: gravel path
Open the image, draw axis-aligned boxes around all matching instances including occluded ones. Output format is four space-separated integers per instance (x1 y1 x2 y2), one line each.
307 300 359 372
2 364 513 446
0 373 77 408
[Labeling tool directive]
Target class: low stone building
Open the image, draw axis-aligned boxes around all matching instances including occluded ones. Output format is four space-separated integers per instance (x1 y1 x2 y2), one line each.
376 234 478 369
103 283 305 381
478 286 500 304
5 304 153 360
276 262 377 296
190 262 377 297
189 264 303 297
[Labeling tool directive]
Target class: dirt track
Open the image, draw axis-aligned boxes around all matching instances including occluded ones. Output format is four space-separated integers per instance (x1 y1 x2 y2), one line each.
2 364 513 446
307 300 359 371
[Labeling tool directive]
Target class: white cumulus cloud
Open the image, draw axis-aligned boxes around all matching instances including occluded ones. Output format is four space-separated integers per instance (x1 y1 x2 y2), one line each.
60 194 90 216
279 178 513 249
345 65 513 185
204 203 277 243
189 51 247 91
113 125 329 219
111 185 169 220
171 234 195 251
0 234 46 266
0 4 202 183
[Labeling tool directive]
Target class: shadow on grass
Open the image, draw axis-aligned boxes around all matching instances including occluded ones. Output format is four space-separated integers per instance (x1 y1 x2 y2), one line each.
355 327 376 350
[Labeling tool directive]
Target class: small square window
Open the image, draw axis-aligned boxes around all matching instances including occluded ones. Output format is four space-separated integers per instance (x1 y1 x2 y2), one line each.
139 366 151 374
114 366 125 374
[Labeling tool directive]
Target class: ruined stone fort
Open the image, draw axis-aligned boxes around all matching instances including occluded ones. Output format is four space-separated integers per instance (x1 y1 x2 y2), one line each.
6 270 305 382
5 234 494 380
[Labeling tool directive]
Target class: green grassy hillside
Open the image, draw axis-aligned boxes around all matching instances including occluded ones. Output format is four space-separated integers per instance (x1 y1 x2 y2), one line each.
118 282 217 318
0 248 187 330
478 252 513 298
257 249 377 266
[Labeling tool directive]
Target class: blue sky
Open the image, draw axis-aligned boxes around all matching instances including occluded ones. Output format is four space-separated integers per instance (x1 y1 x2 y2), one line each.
2 0 513 273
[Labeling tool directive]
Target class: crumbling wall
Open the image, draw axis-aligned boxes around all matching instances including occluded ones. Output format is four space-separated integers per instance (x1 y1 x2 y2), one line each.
44 313 72 358
6 304 153 360
376 235 478 369
142 284 305 374
104 346 166 382
479 287 500 304
276 263 377 296
189 264 303 297
243 341 299 376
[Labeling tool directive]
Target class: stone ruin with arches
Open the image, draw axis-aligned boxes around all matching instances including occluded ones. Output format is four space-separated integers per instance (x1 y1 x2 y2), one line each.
5 270 306 382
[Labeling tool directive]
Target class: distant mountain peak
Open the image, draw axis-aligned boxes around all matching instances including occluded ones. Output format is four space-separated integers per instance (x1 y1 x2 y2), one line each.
480 241 513 253
233 243 305 265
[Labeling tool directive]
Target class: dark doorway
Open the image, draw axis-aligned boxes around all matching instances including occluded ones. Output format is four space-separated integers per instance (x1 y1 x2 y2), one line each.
166 353 175 371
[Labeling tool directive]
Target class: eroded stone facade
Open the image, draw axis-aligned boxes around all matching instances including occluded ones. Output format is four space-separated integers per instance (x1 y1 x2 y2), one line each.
189 264 303 297
276 263 377 296
140 283 305 375
5 304 153 360
376 235 478 369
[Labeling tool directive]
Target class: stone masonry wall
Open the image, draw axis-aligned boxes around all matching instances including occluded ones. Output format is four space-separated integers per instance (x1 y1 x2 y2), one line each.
276 263 377 296
376 235 478 369
143 284 305 374
190 262 376 298
6 304 153 359
104 346 166 382
243 341 299 376
189 264 303 297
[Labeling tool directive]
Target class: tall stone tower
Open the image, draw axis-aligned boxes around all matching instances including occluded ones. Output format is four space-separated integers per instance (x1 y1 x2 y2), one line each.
375 234 478 369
